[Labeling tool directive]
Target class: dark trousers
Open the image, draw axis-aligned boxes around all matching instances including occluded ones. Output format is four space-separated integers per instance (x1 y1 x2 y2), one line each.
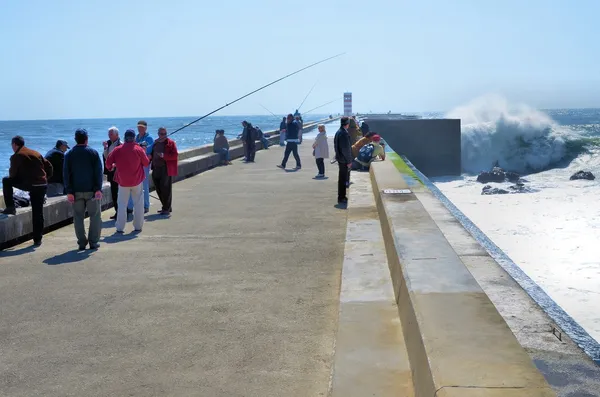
337 163 350 202
245 140 256 162
106 171 119 211
281 142 301 168
316 158 325 175
152 166 173 212
2 177 47 242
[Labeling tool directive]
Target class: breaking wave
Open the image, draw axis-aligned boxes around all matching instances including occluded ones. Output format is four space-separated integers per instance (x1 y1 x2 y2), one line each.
445 95 599 174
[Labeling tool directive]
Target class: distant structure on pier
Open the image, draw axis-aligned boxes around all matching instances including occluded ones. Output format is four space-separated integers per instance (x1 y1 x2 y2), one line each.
343 92 352 116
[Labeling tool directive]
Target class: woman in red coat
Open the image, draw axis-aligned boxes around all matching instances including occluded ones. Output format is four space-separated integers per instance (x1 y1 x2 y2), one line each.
150 127 179 215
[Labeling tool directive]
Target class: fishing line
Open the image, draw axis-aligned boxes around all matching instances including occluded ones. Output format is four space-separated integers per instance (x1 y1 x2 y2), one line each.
167 52 345 137
297 80 318 112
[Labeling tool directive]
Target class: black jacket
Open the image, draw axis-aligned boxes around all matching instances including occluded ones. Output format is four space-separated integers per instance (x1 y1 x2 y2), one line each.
334 127 353 164
45 148 65 184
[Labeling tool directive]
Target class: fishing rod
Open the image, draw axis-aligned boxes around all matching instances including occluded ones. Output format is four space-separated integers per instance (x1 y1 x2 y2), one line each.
167 52 345 137
302 97 341 115
296 80 318 112
258 103 278 118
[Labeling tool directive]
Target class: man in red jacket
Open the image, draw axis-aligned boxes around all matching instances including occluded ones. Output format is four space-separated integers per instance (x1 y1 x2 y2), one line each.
105 129 150 233
150 127 178 215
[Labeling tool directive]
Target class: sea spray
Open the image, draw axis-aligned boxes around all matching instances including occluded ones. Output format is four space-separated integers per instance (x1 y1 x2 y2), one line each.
446 95 587 174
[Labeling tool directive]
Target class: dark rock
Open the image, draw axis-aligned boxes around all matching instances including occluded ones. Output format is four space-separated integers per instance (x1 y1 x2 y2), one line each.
569 171 595 181
482 183 534 195
482 185 509 195
504 171 521 183
477 167 521 184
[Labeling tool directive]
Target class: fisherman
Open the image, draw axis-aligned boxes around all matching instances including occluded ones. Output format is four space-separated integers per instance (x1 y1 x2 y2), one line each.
63 129 104 250
45 139 69 197
277 114 301 170
351 134 386 171
150 127 178 215
334 117 353 205
241 120 257 163
255 125 269 149
352 131 375 158
1 135 53 246
360 120 370 136
279 117 287 146
127 120 153 214
106 129 150 233
213 129 232 165
103 126 122 219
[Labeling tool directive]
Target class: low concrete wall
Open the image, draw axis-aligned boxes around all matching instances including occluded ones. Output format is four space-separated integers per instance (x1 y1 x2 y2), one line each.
0 118 331 249
364 116 461 177
370 160 555 396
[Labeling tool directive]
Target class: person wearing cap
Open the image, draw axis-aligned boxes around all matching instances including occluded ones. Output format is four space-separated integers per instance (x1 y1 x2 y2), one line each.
351 134 386 171
103 126 122 219
126 120 154 213
334 117 353 205
213 129 232 165
106 129 150 233
276 114 302 170
45 139 69 197
150 127 178 215
63 129 104 250
1 135 53 246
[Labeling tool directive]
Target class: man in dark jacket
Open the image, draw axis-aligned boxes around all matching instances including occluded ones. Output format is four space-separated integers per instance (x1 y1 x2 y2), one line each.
334 117 353 205
150 127 179 215
63 129 104 250
45 139 69 197
241 121 257 162
277 114 301 170
2 135 53 246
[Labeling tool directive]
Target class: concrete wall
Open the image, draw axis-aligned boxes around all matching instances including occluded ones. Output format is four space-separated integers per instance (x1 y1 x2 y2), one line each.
364 117 461 177
0 118 331 249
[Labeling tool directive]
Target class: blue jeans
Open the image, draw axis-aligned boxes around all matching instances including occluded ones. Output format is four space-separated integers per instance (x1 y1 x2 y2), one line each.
214 148 230 162
128 166 150 210
261 137 270 149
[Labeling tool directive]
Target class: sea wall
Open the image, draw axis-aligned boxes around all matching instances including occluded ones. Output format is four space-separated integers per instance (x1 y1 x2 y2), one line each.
364 116 461 177
0 118 330 249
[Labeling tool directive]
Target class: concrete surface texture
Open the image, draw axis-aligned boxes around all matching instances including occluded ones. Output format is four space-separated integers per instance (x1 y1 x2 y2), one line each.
370 161 556 397
365 117 461 177
0 139 346 396
330 171 414 397
0 118 329 249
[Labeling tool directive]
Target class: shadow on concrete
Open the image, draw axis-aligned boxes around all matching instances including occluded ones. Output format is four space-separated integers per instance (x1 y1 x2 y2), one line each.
312 176 330 180
101 231 139 245
144 214 170 222
284 169 300 173
102 219 116 228
44 250 92 265
0 245 37 257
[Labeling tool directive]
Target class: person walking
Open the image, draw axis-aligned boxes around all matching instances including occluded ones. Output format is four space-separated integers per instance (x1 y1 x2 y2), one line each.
279 117 287 146
63 129 104 250
127 120 153 213
277 114 301 170
150 127 178 215
213 129 232 165
106 129 150 233
1 136 53 246
312 124 329 178
334 117 353 205
44 140 69 197
103 126 122 219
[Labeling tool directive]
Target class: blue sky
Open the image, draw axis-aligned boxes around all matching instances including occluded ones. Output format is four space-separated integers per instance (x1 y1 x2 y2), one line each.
1 0 599 120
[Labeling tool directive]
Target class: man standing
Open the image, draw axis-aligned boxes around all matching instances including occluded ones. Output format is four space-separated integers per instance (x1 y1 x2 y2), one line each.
241 121 257 163
44 139 69 197
63 129 104 250
103 126 122 220
1 136 53 246
150 127 178 215
279 117 287 146
334 117 353 205
277 114 301 170
127 120 154 213
106 129 150 233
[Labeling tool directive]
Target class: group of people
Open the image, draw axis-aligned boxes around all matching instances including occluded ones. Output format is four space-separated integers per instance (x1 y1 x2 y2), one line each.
1 114 382 248
1 121 179 249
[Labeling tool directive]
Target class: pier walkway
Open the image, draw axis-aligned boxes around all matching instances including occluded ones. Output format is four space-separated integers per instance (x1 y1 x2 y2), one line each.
0 140 347 396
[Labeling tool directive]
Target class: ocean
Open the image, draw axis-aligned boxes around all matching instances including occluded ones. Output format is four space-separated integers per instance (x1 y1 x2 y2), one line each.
427 96 600 346
0 114 328 186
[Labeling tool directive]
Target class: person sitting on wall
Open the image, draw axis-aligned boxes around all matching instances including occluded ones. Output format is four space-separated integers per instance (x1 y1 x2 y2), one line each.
351 131 375 158
45 139 69 197
213 129 232 165
351 134 386 171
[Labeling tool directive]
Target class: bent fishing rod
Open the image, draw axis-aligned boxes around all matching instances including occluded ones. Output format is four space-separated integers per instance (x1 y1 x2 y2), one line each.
258 103 278 118
167 52 345 137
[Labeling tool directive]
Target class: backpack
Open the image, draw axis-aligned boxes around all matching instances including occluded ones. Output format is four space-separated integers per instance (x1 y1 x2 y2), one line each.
357 143 375 163
254 126 263 140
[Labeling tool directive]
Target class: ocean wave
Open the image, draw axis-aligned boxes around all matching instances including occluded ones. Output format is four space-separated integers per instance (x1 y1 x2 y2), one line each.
446 95 599 174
